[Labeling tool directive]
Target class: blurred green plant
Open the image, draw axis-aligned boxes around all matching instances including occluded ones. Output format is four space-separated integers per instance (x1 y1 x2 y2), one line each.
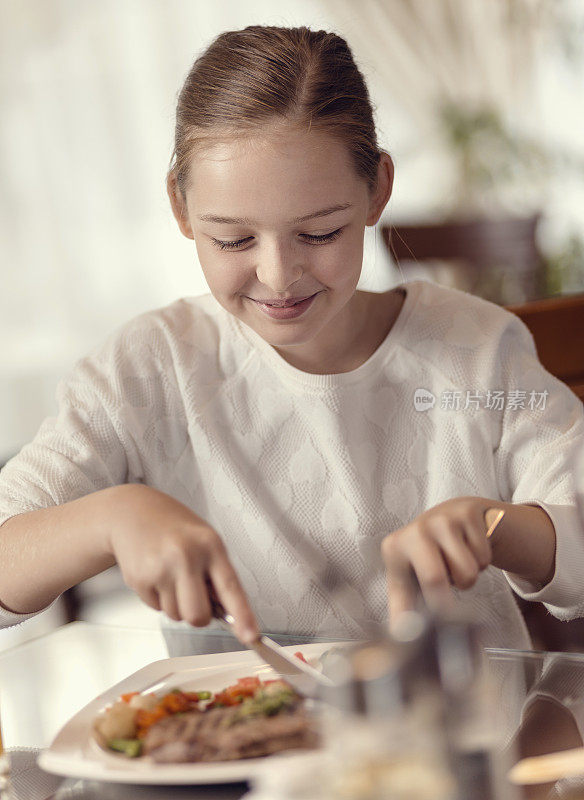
437 100 584 296
544 233 584 295
342 0 584 298
438 101 552 212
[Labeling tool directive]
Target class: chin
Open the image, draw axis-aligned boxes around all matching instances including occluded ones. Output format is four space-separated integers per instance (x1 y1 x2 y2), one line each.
233 294 324 341
248 318 318 348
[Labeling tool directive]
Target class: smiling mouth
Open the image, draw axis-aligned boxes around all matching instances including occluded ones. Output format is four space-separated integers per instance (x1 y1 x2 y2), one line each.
251 295 315 307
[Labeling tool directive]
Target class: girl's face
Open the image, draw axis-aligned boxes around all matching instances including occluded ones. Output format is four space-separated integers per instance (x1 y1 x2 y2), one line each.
169 126 392 358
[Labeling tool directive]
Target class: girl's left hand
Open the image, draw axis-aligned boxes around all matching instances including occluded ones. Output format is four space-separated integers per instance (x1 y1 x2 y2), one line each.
381 497 494 624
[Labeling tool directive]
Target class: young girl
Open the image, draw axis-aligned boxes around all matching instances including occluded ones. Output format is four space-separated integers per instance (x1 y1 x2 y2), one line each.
1 26 583 651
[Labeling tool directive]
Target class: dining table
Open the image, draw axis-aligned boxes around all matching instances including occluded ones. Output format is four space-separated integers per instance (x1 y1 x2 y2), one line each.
2 620 584 800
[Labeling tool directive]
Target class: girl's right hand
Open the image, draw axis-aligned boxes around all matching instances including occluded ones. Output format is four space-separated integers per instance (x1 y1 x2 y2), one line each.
103 484 259 644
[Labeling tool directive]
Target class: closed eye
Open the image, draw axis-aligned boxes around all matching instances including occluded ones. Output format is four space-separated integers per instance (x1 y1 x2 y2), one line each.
211 236 254 251
210 227 345 251
301 228 344 245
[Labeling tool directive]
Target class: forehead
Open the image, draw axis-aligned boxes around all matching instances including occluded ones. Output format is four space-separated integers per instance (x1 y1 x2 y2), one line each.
186 127 367 223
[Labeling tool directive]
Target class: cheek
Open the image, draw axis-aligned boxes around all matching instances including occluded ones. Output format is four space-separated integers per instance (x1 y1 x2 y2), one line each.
199 251 249 295
315 233 364 285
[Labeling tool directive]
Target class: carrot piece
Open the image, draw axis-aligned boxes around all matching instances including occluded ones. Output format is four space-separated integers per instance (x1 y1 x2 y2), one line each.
120 691 139 703
236 676 261 690
161 692 192 714
135 706 168 738
211 690 240 707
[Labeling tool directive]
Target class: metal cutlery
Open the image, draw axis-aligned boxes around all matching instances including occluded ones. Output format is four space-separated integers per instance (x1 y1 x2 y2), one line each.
209 595 334 698
509 746 584 785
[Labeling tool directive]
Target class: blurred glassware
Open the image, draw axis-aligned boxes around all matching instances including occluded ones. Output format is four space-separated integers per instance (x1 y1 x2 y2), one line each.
319 633 456 800
317 608 521 800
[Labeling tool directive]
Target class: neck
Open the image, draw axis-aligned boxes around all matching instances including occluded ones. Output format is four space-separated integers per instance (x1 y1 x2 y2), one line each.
273 288 405 375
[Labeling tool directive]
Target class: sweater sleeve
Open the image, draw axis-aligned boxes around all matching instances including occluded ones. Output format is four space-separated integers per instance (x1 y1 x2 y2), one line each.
0 355 131 529
0 329 148 627
493 314 584 620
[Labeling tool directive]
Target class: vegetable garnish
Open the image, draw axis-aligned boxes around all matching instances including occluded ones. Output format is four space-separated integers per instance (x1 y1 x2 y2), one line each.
107 738 142 758
96 675 300 757
135 691 208 739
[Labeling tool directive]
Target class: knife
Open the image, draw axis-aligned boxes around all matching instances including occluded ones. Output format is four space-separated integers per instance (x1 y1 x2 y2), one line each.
209 595 334 698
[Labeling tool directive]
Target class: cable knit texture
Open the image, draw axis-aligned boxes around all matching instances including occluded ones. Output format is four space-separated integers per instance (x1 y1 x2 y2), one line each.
1 280 583 645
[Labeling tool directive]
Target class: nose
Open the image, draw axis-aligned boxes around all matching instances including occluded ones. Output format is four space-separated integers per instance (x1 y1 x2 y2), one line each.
255 239 303 293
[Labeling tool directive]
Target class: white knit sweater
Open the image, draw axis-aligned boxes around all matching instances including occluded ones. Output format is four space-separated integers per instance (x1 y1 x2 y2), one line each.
1 280 583 647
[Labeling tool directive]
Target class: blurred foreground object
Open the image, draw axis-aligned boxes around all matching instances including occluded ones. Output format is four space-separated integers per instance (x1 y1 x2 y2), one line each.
511 746 584 785
317 610 517 800
320 637 455 800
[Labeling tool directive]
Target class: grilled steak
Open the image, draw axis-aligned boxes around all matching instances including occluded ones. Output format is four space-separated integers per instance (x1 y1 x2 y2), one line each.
142 703 319 763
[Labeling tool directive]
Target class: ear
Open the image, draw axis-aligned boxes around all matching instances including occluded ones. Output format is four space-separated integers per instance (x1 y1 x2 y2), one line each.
167 171 194 239
365 152 394 226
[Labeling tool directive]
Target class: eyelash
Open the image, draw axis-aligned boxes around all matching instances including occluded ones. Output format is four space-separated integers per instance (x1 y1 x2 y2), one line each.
211 228 344 251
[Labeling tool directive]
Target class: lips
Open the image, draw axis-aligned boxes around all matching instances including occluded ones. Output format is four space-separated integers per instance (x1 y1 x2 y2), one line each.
251 296 313 307
248 293 318 320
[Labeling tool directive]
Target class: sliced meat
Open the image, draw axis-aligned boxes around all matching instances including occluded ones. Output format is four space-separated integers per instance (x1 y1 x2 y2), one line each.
142 705 319 763
207 707 319 761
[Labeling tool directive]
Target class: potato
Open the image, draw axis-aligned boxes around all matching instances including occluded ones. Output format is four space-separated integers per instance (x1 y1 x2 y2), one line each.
129 693 158 711
95 701 137 741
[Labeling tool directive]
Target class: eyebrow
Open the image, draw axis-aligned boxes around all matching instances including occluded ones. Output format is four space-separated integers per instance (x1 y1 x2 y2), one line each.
197 203 353 226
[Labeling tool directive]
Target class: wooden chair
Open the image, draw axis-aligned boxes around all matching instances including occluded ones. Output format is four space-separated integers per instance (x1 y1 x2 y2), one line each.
381 214 545 304
508 292 584 651
507 292 584 401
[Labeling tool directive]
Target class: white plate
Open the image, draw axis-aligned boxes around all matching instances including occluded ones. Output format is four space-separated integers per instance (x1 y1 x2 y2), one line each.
38 641 341 785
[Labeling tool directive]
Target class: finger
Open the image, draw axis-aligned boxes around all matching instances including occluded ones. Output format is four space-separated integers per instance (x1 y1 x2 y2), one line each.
157 585 181 622
462 508 494 569
435 524 482 590
404 537 454 613
176 570 212 628
385 550 419 627
134 586 161 612
207 552 259 644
